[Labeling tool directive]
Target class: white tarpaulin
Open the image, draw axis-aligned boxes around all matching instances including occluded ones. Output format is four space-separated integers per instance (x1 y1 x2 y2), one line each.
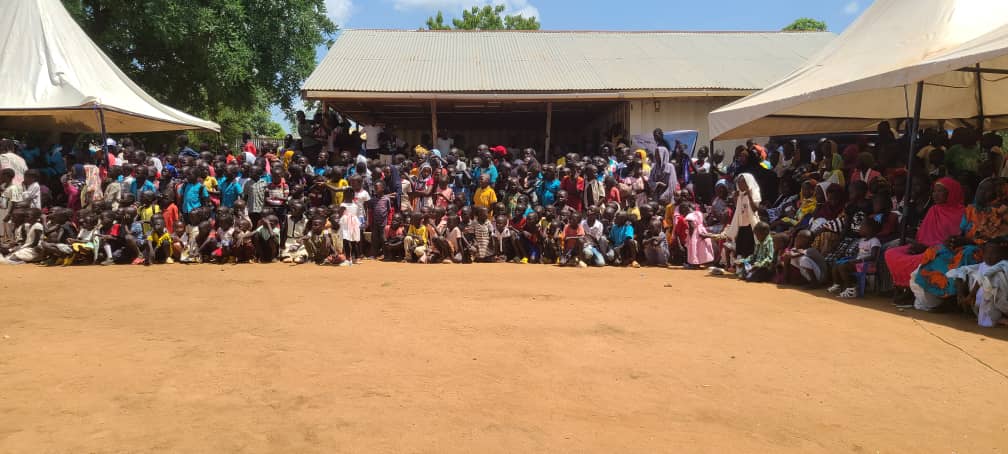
709 0 1008 140
0 0 219 133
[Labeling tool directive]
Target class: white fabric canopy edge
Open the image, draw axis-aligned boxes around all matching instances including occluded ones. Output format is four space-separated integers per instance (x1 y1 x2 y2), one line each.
709 0 1008 141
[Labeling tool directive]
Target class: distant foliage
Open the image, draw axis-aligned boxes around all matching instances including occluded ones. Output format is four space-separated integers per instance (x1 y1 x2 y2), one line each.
782 18 828 32
426 4 541 31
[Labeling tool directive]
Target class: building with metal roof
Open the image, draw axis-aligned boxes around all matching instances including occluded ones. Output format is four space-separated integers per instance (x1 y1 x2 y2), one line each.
303 29 834 157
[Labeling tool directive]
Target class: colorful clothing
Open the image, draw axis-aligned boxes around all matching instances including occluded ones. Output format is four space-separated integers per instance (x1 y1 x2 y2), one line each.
914 200 1008 303
886 178 966 286
472 186 498 212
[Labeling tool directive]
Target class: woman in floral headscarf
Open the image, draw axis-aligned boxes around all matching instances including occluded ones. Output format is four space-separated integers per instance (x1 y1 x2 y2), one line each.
910 178 1008 311
80 164 104 211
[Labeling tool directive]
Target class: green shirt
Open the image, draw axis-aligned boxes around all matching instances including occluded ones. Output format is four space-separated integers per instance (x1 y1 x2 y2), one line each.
750 234 775 269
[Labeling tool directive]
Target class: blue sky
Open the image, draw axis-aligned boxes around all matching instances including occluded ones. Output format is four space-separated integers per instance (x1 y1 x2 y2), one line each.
273 0 871 131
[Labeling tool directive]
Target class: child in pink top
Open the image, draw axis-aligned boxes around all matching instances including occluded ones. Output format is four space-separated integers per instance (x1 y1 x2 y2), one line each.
684 202 714 268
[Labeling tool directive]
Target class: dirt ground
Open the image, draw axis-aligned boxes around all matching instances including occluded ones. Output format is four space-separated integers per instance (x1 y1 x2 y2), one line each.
1 264 1007 453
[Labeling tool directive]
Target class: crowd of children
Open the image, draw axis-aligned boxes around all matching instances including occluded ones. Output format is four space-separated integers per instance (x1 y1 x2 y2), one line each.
2 125 1008 328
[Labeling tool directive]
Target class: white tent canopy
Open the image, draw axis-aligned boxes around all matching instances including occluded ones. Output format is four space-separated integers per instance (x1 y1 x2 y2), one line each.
0 0 219 133
709 0 1008 140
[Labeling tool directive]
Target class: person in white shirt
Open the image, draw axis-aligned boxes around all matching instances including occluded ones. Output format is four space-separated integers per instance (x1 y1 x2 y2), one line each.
362 124 383 159
0 140 27 186
0 168 23 241
21 170 41 209
436 129 454 155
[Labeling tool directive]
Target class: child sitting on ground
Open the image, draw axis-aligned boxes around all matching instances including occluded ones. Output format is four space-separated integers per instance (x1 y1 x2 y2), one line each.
69 213 101 264
735 221 775 283
777 229 827 287
257 214 281 263
39 208 77 266
383 213 406 262
947 239 1008 327
642 218 669 267
404 212 429 263
828 218 882 298
465 206 495 263
303 217 338 265
560 212 585 267
282 201 308 263
607 211 639 268
1 208 44 264
145 216 172 265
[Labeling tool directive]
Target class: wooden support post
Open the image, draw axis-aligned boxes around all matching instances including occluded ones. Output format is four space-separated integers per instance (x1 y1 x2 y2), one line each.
545 101 553 164
976 63 985 133
431 99 438 149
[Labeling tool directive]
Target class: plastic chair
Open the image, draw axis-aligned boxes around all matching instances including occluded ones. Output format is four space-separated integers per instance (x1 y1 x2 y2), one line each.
855 258 879 298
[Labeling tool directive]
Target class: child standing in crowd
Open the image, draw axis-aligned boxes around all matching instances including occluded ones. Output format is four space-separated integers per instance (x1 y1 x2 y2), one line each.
339 188 362 265
472 174 497 214
0 169 21 242
684 202 714 269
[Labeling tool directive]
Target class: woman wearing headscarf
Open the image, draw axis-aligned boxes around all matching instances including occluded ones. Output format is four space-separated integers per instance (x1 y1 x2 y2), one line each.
80 164 104 211
910 178 1008 311
817 139 845 186
884 177 964 293
711 172 761 259
808 182 847 255
649 128 676 201
62 164 86 220
410 163 435 210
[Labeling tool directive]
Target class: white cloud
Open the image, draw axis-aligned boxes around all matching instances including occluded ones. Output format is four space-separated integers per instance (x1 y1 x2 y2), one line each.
394 0 540 19
843 1 860 15
325 0 353 25
509 0 539 19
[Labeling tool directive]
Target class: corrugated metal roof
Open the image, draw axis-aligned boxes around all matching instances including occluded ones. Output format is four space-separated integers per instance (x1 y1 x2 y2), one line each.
303 30 835 95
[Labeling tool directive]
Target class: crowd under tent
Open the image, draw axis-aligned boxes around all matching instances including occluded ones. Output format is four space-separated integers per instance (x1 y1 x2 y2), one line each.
302 29 833 158
0 0 219 134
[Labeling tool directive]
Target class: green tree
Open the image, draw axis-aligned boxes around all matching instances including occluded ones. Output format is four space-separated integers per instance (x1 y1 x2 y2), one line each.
425 4 540 31
782 18 827 32
425 11 452 30
61 0 338 142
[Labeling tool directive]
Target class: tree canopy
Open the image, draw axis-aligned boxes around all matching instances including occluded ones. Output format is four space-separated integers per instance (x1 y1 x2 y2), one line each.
782 18 827 32
426 4 540 31
62 0 338 141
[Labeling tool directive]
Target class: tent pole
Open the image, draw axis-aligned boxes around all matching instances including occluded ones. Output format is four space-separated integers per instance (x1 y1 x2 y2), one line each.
97 106 109 168
975 63 985 134
900 81 924 244
545 101 553 164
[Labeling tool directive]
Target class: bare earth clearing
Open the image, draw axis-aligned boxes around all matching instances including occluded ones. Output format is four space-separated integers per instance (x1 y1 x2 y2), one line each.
1 264 1007 453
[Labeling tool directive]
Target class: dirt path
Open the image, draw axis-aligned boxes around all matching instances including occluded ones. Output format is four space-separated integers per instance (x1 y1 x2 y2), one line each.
1 263 1007 453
